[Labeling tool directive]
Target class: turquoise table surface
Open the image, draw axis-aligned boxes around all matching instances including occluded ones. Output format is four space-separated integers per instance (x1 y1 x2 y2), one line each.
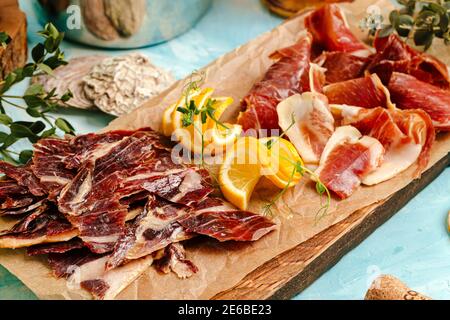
1 0 449 300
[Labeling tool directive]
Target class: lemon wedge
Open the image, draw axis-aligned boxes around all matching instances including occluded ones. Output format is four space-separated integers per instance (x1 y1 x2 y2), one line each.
162 88 201 137
219 137 262 210
258 137 303 189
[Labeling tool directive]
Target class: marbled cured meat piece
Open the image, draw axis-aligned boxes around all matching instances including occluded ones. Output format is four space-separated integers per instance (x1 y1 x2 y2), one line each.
277 92 335 164
0 162 46 196
335 105 435 184
368 33 450 88
154 243 198 279
0 205 78 248
237 31 313 133
315 51 369 83
323 73 394 109
388 72 450 131
315 126 385 199
305 4 370 56
27 238 85 256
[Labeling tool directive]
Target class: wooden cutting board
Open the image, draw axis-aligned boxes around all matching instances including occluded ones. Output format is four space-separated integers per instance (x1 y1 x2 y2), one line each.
214 152 450 299
0 0 27 80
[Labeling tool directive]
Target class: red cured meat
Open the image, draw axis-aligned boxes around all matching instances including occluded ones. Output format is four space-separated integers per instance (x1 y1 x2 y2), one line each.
315 51 369 83
305 4 368 54
368 33 450 88
47 248 103 278
323 73 392 108
237 32 313 132
0 162 46 196
318 140 379 199
154 243 198 279
27 238 84 256
340 106 435 174
388 72 450 131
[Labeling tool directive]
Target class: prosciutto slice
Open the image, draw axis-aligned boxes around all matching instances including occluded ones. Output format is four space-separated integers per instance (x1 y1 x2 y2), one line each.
0 206 78 249
315 126 384 199
323 73 394 109
305 4 370 56
388 72 450 131
315 51 369 83
27 238 85 256
277 92 334 164
0 162 46 197
153 243 198 279
237 31 313 133
368 33 450 88
48 248 153 300
335 105 435 183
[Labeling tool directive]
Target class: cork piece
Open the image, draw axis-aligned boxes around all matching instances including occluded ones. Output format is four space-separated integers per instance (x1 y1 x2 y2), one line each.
0 0 27 81
447 210 450 233
365 275 432 300
80 0 120 41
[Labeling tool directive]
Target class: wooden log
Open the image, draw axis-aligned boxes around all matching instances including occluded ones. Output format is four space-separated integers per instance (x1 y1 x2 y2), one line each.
0 0 27 81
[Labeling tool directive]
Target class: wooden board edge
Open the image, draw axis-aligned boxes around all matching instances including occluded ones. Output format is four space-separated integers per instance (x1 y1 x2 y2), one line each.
213 153 450 300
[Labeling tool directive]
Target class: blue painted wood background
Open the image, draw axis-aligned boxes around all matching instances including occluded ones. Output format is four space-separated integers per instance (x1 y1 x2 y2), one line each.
0 0 449 300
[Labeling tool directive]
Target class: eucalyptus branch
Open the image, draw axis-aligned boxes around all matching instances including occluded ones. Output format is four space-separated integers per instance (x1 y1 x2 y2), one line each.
0 23 75 165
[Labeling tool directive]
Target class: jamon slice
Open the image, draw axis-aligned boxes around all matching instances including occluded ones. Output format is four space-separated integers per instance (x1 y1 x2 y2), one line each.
0 177 40 216
315 51 369 83
178 197 277 242
0 162 46 196
237 31 313 132
368 33 450 88
153 243 198 279
48 249 153 300
277 92 334 164
0 198 45 216
31 137 76 195
106 195 193 270
307 63 327 93
323 73 394 109
305 4 370 56
0 206 78 249
315 126 384 199
334 105 435 184
388 72 450 131
27 238 85 256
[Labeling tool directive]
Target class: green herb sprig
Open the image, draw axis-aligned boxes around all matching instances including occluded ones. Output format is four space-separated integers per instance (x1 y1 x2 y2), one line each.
363 0 450 51
0 23 75 165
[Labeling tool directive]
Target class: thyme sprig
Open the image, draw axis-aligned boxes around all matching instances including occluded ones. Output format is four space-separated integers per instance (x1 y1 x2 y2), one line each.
0 23 75 165
362 0 450 51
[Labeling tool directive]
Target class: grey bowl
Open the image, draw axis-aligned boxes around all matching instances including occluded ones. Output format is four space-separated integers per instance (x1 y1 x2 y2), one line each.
33 0 212 49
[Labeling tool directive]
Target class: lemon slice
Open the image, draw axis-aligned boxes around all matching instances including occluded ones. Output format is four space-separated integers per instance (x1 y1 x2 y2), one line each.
172 88 214 153
162 88 201 137
219 137 262 210
205 97 234 131
209 123 242 147
258 137 303 189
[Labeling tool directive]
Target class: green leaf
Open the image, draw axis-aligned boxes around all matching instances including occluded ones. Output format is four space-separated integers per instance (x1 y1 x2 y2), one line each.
0 114 12 125
26 108 42 118
55 118 74 134
37 63 54 76
25 83 44 96
414 29 434 50
40 127 56 138
396 14 414 37
378 25 394 38
0 31 11 48
29 121 46 134
19 150 33 164
10 123 36 138
0 132 8 143
23 95 45 108
31 43 45 63
315 182 326 195
60 90 73 102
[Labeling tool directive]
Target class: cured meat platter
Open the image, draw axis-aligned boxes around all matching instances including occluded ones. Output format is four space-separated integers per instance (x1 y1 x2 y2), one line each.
0 0 449 300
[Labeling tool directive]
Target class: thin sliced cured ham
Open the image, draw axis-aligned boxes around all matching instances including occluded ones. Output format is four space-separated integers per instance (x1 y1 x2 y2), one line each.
237 31 313 132
277 92 334 164
153 243 198 279
0 162 46 197
315 126 384 199
0 207 78 249
305 4 370 56
27 238 85 256
106 195 193 270
48 249 153 300
315 51 369 83
388 72 450 131
334 105 435 184
323 73 394 109
368 33 450 88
